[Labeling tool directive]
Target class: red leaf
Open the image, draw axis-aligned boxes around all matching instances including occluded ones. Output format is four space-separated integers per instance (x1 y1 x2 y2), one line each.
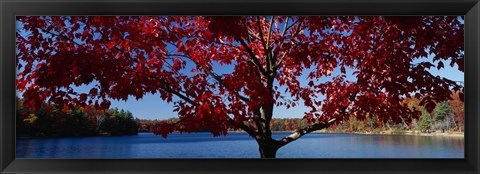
107 42 116 49
173 59 181 69
437 61 444 70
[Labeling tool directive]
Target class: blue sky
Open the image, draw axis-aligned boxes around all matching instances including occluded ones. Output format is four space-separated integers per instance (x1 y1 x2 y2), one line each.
16 17 464 120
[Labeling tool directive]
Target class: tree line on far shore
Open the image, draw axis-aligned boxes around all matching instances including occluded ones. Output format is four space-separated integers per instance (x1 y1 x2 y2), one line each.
16 91 463 137
136 93 464 134
16 97 138 137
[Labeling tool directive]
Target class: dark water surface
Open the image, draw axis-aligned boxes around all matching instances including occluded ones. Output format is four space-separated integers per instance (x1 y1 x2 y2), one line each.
16 132 464 158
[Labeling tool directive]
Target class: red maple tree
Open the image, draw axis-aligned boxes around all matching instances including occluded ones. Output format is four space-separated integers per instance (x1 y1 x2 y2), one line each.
16 16 464 158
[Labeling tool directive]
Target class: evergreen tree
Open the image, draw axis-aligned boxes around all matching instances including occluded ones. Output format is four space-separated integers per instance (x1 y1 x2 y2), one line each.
417 109 433 133
432 101 456 132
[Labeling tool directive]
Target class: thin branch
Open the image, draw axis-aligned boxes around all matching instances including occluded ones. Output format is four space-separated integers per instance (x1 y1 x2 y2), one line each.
162 61 184 77
246 26 262 40
281 17 290 37
266 16 275 72
165 52 251 102
275 21 306 69
266 16 275 50
162 83 197 106
238 39 268 76
119 67 198 105
203 69 251 102
283 19 300 37
256 16 270 73
38 27 82 46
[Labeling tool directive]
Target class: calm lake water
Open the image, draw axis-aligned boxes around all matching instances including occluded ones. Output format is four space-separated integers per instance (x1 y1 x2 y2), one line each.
16 132 464 158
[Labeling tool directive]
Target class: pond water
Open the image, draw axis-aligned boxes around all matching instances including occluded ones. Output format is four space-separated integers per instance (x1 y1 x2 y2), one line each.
16 132 464 158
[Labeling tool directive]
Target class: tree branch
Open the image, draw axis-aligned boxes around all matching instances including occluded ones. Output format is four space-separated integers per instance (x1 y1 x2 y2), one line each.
254 109 265 137
283 19 300 37
281 17 290 37
245 26 262 41
256 17 266 49
256 17 271 75
266 16 275 72
120 67 198 106
276 88 359 147
266 16 275 49
38 27 82 46
228 118 257 137
165 53 251 102
277 118 337 148
239 39 268 76
275 21 306 69
203 69 251 102
161 82 198 106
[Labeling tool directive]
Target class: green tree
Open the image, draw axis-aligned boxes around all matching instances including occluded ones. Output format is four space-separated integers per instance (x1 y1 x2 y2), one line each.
100 108 139 135
61 108 96 136
365 113 378 131
432 101 456 132
417 108 433 133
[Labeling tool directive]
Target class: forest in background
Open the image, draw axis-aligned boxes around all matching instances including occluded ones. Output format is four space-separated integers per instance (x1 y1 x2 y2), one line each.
16 91 463 137
16 97 138 137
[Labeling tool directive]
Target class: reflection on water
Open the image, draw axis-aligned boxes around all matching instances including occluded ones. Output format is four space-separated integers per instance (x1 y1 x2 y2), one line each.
16 133 464 158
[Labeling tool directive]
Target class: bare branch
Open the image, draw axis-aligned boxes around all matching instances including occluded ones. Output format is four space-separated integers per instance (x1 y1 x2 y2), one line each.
281 17 290 37
276 88 359 147
277 118 336 147
283 19 300 37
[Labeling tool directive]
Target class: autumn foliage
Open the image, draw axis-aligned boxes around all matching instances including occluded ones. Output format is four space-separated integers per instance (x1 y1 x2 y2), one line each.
16 16 464 158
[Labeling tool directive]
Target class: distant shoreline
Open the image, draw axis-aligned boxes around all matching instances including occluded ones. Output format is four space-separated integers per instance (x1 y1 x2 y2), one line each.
229 130 464 137
17 130 464 139
311 130 464 137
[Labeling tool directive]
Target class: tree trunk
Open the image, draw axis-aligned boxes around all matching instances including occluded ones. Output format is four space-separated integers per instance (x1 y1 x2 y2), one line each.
259 142 279 158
